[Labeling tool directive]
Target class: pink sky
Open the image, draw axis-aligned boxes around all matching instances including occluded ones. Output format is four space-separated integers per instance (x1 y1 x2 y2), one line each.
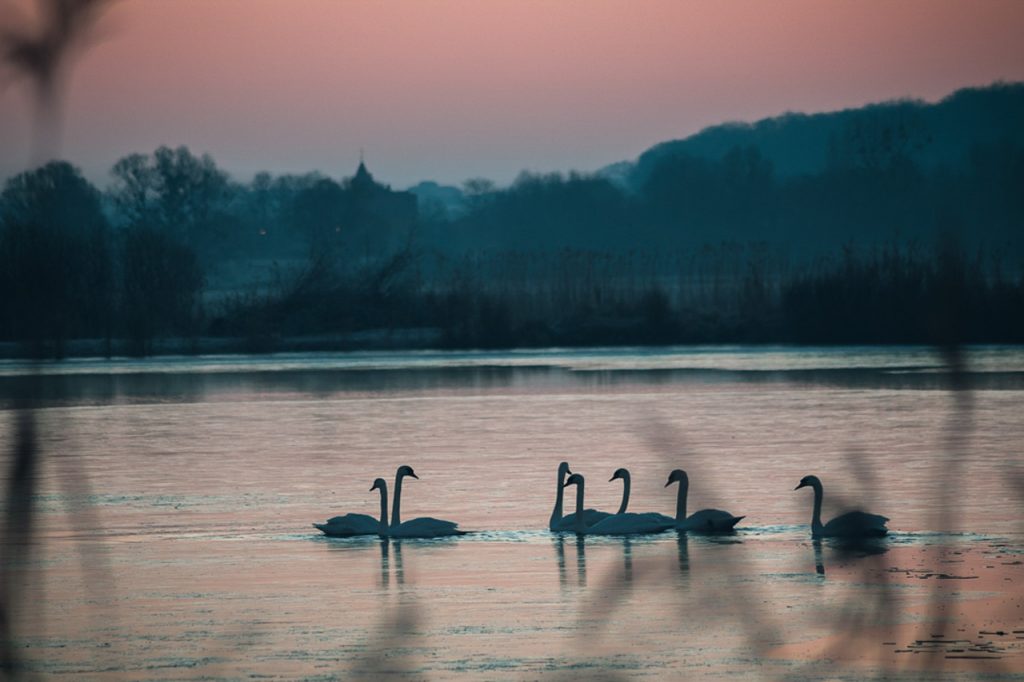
2 0 1024 187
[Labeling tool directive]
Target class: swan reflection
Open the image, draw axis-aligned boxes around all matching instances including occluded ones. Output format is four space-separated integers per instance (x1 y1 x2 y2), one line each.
676 531 690 575
575 535 587 586
378 538 407 588
810 536 889 577
552 534 588 588
621 536 633 583
553 535 643 589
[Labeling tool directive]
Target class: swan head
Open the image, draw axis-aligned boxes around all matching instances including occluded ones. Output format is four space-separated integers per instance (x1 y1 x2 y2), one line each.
795 475 821 491
563 472 584 488
558 461 572 475
610 467 629 482
369 478 387 492
665 469 688 487
397 465 419 480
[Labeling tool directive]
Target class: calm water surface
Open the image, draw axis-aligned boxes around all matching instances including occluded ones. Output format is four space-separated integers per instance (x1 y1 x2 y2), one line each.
2 346 1023 679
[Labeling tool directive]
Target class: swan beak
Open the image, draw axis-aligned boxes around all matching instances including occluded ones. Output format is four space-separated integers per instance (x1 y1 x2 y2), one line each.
664 479 672 487
794 482 806 490
409 472 419 479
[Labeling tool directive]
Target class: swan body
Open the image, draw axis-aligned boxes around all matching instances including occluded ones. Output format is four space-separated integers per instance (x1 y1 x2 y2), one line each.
383 466 465 538
388 516 463 538
795 475 888 538
313 512 381 537
549 461 611 531
587 512 674 535
585 468 674 535
676 508 742 532
665 469 744 532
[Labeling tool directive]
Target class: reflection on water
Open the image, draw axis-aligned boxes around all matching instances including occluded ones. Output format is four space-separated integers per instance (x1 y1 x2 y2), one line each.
552 534 589 588
677 532 690 576
813 538 825 576
810 536 890 577
2 346 1023 677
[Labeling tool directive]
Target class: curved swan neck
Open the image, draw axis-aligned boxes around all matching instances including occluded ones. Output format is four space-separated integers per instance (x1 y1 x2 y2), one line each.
392 472 405 527
811 479 824 534
377 482 389 529
573 479 586 532
617 472 630 515
550 467 567 528
675 478 688 522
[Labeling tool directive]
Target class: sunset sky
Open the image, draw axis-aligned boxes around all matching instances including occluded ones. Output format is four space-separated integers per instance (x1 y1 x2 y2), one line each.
2 0 1024 188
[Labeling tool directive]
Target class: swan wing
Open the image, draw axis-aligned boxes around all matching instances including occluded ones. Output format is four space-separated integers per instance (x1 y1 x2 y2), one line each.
581 508 613 526
551 508 613 532
323 513 379 528
678 509 744 532
314 513 381 536
822 510 889 537
636 512 676 526
390 517 464 538
587 512 675 535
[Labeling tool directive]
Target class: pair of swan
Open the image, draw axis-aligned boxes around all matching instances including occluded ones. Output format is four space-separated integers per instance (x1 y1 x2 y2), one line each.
315 465 463 538
548 462 613 531
550 463 743 535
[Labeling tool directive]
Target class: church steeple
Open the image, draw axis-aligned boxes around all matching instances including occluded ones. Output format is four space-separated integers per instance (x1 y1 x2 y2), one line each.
352 151 375 189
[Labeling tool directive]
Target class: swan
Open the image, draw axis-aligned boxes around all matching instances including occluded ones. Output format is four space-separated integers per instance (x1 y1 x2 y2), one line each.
794 475 888 538
665 469 744 532
384 465 464 538
611 468 676 524
583 469 675 535
313 486 383 537
559 473 662 535
560 473 594 534
549 461 611 531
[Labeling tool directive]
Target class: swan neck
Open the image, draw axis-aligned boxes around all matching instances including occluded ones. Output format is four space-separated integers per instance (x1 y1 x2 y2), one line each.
392 473 404 528
617 474 630 515
574 480 586 532
675 479 688 522
550 468 566 528
378 483 389 529
811 480 824 534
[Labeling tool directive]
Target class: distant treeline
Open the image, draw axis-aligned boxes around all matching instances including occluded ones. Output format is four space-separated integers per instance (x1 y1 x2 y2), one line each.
1 85 1023 355
0 161 1020 356
207 243 1023 350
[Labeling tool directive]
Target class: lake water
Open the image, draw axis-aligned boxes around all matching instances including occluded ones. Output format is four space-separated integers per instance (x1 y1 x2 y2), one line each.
2 345 1023 679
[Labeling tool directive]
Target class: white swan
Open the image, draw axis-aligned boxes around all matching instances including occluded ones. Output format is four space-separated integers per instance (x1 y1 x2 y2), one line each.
559 473 664 535
611 467 676 524
313 485 383 537
665 469 744 532
795 475 888 538
560 473 594 534
549 461 611 532
584 468 675 535
384 465 464 538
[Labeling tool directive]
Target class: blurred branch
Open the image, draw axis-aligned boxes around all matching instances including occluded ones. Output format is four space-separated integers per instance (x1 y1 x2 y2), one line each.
0 0 114 158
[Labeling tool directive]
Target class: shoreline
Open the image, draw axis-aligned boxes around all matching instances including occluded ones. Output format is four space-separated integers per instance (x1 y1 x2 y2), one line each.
3 331 1024 363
